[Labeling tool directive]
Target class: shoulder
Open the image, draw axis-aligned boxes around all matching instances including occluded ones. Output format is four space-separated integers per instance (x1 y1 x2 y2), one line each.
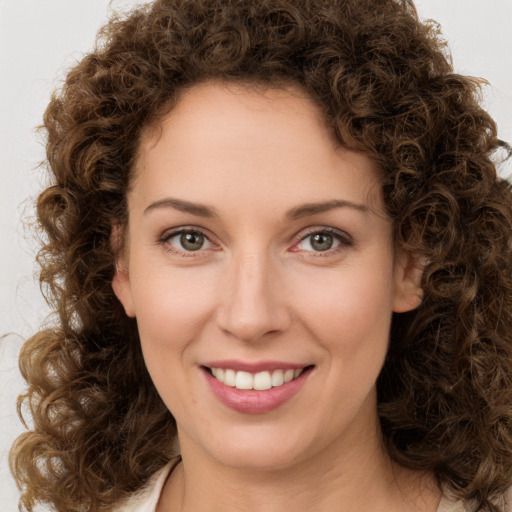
437 487 512 512
113 458 180 512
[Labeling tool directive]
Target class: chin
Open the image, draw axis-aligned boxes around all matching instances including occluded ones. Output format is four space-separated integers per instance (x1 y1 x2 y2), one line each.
207 433 359 475
195 423 318 472
213 447 305 473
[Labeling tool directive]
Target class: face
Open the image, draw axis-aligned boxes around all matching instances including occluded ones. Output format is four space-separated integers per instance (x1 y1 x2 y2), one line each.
113 81 421 471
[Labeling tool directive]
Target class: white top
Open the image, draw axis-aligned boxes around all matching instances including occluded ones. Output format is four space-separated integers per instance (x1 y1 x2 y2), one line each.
114 460 179 512
114 459 179 512
113 459 508 512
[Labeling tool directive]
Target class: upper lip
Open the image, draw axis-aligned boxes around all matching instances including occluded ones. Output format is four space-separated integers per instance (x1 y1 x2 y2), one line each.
202 360 311 373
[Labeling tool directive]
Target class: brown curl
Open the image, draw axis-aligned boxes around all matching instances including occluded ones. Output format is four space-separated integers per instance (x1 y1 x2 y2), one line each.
10 1 512 511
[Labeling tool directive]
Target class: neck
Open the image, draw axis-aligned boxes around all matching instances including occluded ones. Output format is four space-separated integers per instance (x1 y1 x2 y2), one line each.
158 417 440 512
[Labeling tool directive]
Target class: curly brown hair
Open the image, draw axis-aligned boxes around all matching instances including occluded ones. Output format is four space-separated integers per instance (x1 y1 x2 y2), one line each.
10 0 512 511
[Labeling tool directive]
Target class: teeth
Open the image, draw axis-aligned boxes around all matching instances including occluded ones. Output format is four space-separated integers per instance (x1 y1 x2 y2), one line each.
210 367 306 390
235 371 253 390
284 369 294 383
271 369 284 387
254 371 272 391
224 369 236 387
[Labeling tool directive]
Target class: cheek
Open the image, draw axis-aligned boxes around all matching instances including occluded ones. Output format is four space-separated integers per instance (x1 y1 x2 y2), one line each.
130 265 218 355
290 262 395 358
129 266 221 416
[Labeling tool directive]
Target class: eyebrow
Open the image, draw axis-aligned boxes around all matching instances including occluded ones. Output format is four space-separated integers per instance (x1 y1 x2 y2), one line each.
143 197 368 219
285 199 369 220
143 198 218 217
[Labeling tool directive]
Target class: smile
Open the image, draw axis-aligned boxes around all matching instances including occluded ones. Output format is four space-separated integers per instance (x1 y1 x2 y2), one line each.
203 363 314 413
209 367 304 390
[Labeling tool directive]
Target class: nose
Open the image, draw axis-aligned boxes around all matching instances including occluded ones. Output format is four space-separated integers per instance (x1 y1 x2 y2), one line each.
215 250 291 342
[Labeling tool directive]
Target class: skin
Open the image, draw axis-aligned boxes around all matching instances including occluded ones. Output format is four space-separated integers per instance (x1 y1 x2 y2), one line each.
113 81 439 512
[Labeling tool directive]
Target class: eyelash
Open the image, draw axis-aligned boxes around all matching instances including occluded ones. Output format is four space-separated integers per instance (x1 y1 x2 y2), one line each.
158 226 353 257
158 227 218 256
290 227 353 256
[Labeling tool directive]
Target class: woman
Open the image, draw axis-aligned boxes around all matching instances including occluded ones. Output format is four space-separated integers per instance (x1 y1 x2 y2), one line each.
10 0 512 511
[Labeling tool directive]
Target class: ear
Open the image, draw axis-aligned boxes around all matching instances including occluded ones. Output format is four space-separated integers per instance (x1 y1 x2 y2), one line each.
111 224 136 318
392 251 426 313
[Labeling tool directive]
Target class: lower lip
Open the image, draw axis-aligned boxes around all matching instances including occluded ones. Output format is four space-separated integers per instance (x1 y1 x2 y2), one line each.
203 368 312 414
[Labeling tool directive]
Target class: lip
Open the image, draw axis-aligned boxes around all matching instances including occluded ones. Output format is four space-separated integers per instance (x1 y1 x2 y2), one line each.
203 359 308 373
202 362 313 414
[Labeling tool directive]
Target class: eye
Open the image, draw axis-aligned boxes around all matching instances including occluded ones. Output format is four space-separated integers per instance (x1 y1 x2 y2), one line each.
293 228 352 253
302 232 337 251
163 229 214 253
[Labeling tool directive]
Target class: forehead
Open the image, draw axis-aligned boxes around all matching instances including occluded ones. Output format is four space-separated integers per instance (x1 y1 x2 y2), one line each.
132 81 383 215
137 80 330 164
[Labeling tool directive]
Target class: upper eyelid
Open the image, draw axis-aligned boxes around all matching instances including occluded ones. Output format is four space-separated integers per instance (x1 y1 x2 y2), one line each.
160 226 214 242
293 226 352 243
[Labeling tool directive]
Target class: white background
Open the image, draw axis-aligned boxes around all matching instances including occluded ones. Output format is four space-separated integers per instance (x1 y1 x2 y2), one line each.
1 1 511 509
